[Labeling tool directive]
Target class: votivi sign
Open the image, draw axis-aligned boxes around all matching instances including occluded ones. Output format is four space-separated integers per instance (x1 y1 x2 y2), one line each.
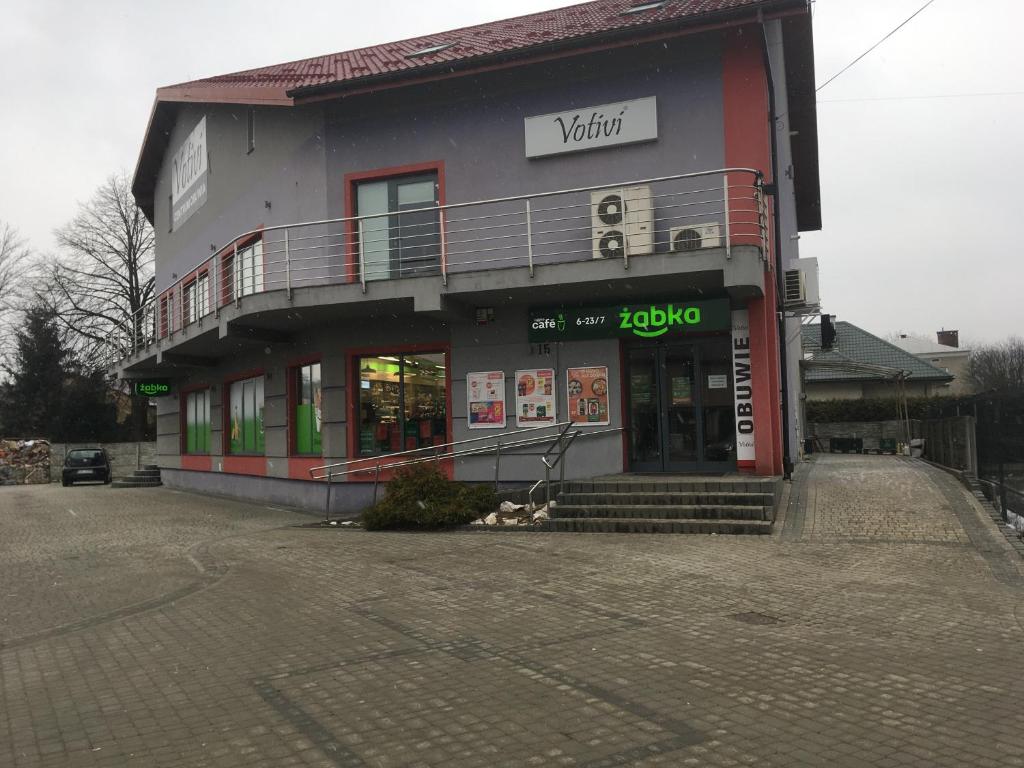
528 299 730 342
132 380 172 398
524 97 657 159
170 116 208 232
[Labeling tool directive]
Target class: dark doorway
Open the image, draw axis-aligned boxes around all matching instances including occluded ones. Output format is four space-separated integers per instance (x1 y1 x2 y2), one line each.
626 339 736 472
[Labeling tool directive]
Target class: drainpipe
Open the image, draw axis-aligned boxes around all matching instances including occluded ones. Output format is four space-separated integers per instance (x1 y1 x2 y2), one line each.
759 13 794 480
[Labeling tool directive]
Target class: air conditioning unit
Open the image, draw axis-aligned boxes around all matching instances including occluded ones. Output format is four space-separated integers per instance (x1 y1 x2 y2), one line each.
669 223 722 252
783 257 820 310
591 185 653 260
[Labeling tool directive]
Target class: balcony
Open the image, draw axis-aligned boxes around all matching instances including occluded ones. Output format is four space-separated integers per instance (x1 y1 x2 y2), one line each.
112 168 769 372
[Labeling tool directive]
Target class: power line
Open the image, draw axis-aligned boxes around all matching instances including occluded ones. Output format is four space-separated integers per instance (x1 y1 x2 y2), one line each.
817 0 940 93
819 90 1024 103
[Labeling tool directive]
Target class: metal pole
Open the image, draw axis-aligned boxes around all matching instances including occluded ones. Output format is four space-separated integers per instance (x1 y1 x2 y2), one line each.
545 463 551 510
558 434 566 489
723 174 732 260
525 199 535 277
325 469 333 522
620 188 629 271
284 229 292 299
358 221 367 294
439 208 448 287
494 440 502 492
373 461 382 505
233 242 240 306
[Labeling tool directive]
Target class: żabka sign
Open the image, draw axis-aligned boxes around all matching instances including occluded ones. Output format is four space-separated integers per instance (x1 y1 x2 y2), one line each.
170 117 208 231
524 97 658 159
133 380 172 398
731 310 756 469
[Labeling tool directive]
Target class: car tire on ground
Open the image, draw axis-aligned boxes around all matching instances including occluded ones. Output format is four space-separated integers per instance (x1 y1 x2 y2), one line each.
62 480 71 487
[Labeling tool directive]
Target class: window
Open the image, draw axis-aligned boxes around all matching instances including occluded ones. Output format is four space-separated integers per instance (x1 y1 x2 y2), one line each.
183 273 209 325
185 390 212 454
227 376 265 454
234 240 264 298
356 352 447 456
294 362 322 455
355 173 440 281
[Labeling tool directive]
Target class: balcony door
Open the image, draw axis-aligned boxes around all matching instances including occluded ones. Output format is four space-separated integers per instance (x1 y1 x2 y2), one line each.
355 173 440 281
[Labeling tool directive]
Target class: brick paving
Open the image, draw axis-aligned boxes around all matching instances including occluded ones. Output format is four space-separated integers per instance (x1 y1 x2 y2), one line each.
1 458 1023 767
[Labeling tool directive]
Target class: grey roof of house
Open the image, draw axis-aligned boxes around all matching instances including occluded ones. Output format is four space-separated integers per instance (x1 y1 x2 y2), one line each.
801 322 955 383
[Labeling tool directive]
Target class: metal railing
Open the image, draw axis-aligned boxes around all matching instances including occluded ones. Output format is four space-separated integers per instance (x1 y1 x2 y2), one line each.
307 421 622 521
109 167 767 362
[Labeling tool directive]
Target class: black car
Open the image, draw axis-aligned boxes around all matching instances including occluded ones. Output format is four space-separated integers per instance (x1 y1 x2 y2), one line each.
62 448 112 486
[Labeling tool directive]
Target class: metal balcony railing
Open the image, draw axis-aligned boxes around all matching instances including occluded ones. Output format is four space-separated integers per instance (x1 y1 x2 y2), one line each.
109 167 768 363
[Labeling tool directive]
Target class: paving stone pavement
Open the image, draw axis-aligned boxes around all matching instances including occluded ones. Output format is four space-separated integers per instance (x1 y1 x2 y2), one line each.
1 458 1023 767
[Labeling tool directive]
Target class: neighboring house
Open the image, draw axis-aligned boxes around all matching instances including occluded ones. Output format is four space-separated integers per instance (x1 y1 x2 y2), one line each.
891 332 974 396
802 322 954 401
112 0 821 510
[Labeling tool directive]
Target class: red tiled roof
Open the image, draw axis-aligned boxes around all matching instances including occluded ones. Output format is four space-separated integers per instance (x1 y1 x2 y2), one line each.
157 0 790 103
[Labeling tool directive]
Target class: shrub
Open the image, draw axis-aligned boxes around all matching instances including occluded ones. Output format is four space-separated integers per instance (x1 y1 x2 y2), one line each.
806 396 971 424
361 464 496 531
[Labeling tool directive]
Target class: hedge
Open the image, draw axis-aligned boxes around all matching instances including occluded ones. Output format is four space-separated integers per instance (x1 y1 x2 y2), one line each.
806 397 972 424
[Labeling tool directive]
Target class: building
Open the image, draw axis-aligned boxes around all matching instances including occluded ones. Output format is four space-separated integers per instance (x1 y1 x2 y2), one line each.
114 0 821 512
891 331 974 396
802 322 954 401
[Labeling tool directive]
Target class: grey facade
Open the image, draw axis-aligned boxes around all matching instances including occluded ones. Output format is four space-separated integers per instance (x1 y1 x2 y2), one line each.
120 5 820 511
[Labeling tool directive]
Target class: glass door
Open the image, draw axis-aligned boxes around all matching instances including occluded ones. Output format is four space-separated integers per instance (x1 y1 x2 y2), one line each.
626 341 735 472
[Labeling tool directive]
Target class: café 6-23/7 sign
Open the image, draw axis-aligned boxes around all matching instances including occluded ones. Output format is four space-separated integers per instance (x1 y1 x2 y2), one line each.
528 299 730 342
524 97 657 159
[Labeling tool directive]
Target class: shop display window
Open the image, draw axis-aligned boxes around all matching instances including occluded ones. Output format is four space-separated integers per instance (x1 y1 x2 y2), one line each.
185 389 211 454
294 362 322 455
356 352 447 456
227 376 265 454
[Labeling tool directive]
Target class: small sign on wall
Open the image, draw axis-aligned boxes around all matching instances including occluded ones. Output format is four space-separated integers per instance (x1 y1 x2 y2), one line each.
524 97 657 159
467 371 506 429
731 309 756 469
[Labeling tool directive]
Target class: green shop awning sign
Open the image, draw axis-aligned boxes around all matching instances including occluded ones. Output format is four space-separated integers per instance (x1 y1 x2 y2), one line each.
528 299 730 342
133 379 172 397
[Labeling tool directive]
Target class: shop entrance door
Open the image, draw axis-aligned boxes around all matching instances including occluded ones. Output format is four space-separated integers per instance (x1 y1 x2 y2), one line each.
626 340 736 472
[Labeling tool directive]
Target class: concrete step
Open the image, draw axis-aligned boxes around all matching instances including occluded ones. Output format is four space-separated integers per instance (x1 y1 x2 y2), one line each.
132 469 162 478
542 517 772 535
558 491 774 507
553 504 769 521
561 479 780 496
111 477 163 488
143 464 160 470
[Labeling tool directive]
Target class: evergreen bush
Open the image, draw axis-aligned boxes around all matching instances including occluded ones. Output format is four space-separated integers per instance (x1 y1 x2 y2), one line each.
361 464 496 531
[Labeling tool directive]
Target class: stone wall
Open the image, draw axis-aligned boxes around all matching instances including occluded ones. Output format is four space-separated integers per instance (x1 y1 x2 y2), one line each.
50 442 157 481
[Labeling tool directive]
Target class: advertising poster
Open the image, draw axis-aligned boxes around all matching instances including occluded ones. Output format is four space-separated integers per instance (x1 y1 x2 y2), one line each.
567 366 610 426
467 371 506 429
515 368 556 427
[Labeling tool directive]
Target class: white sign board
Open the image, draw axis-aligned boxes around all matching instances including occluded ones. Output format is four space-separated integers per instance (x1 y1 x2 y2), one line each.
731 309 756 469
524 97 657 159
467 371 506 429
171 117 208 231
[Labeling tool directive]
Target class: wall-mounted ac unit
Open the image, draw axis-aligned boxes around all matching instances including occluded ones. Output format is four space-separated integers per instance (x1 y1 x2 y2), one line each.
591 185 653 260
783 257 820 310
669 223 721 252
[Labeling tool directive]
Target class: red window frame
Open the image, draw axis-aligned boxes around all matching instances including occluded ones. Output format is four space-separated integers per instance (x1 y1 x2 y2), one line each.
287 354 323 458
343 161 446 284
218 229 264 307
345 342 453 480
222 368 266 457
179 382 213 456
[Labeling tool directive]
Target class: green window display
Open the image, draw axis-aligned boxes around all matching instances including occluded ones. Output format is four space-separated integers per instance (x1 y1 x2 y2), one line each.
228 376 265 455
185 390 211 454
294 362 322 455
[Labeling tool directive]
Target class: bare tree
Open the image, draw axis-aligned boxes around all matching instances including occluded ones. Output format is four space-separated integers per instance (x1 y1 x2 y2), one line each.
967 338 1024 392
0 222 34 374
50 173 155 369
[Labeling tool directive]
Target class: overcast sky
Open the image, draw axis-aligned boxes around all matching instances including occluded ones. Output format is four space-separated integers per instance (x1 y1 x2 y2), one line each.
2 0 1021 345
